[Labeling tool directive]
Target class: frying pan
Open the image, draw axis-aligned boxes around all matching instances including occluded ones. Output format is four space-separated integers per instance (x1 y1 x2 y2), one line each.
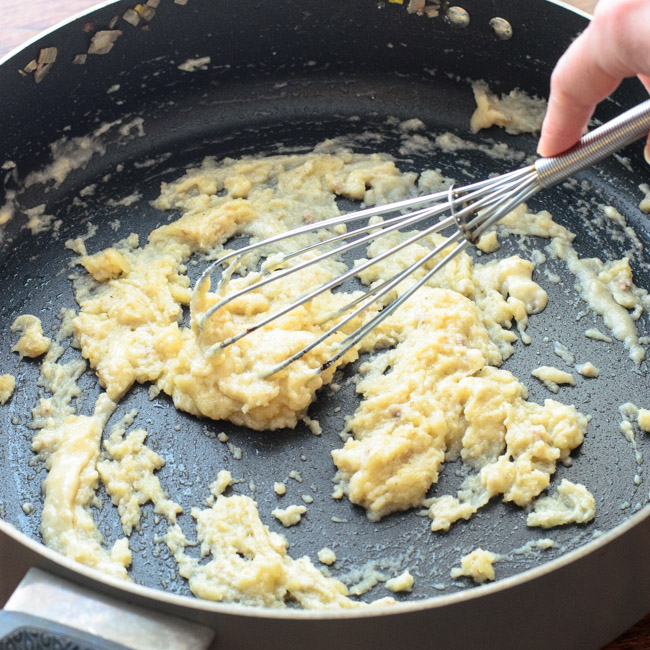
0 0 649 648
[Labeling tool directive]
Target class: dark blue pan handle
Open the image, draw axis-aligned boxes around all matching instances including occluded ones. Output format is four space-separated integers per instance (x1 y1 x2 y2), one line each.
0 610 131 650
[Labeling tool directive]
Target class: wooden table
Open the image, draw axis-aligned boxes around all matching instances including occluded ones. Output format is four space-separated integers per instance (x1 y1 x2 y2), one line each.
3 1 650 649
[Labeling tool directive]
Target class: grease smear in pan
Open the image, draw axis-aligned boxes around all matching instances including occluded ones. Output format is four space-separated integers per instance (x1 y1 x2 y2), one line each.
4 85 650 606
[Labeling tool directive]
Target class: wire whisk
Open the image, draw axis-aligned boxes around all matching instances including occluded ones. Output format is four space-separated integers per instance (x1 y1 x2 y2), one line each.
192 99 650 377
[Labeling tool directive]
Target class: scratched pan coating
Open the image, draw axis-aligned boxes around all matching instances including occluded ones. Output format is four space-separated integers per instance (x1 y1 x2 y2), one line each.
0 0 649 648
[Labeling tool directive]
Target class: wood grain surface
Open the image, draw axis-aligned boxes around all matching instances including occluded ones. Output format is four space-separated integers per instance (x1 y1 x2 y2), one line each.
4 1 650 650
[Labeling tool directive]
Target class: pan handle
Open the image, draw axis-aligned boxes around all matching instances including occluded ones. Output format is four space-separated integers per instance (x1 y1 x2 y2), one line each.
0 610 131 650
0 567 215 650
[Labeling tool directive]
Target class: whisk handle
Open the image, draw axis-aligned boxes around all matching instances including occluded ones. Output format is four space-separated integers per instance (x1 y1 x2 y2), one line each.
534 98 650 187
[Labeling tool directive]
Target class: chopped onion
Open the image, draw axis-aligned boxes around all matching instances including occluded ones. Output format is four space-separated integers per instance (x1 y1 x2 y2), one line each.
23 59 37 73
73 54 87 65
34 63 52 83
424 2 440 17
407 0 425 13
88 30 122 55
135 4 156 21
146 0 160 7
174 0 189 4
122 8 140 26
38 47 58 65
108 15 119 29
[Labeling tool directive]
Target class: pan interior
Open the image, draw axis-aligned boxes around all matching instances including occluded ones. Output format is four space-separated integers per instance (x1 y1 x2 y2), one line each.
0 0 649 607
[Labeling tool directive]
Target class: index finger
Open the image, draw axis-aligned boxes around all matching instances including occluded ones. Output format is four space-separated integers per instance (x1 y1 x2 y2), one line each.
537 30 621 157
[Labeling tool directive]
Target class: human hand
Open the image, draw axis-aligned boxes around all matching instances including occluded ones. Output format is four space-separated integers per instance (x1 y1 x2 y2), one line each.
537 0 650 160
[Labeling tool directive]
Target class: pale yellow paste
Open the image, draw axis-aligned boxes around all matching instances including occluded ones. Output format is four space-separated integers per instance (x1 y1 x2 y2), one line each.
526 479 596 528
272 504 306 527
385 570 414 592
450 549 498 584
0 374 15 404
97 416 182 536
11 314 51 358
22 144 640 609
639 409 650 433
470 81 547 135
531 366 576 393
163 494 380 609
318 547 337 565
575 362 600 378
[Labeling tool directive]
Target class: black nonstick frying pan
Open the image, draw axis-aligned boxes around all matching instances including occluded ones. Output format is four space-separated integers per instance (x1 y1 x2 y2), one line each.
1 1 650 649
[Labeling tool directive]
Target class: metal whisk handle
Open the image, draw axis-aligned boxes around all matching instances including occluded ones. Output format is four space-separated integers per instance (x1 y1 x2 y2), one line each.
534 98 650 188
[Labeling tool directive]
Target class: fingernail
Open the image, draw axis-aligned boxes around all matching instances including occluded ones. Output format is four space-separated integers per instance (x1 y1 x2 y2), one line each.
645 143 650 166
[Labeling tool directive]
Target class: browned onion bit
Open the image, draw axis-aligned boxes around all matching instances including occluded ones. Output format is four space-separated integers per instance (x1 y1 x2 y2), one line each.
123 8 141 26
88 30 122 55
38 47 58 65
135 4 156 21
407 0 425 14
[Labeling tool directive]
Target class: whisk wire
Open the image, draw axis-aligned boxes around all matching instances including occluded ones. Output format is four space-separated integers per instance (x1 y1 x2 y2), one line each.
194 165 536 309
319 235 470 373
204 211 458 354
261 229 468 378
200 200 454 327
194 99 650 376
198 166 542 369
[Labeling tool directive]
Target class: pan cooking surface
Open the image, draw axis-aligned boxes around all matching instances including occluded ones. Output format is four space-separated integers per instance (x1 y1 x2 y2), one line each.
0 0 649 607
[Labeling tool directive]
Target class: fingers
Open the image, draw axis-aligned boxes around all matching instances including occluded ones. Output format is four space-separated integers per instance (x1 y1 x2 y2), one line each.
538 0 650 158
538 36 620 157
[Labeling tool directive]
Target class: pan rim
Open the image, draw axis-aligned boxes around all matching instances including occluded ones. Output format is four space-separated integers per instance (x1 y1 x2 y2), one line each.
544 0 592 19
2 502 649 619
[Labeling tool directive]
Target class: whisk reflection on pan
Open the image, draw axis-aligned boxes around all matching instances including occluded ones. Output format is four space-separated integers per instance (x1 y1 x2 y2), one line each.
193 100 650 376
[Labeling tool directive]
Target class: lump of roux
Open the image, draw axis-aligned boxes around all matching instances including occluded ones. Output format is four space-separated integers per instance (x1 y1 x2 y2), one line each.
19 143 648 608
470 81 546 135
0 374 15 404
451 548 499 584
11 315 51 358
